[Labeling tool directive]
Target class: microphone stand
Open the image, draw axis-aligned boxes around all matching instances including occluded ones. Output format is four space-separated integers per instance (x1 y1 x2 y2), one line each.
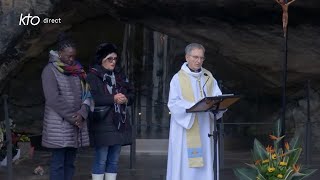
202 72 220 180
208 100 221 180
202 73 209 98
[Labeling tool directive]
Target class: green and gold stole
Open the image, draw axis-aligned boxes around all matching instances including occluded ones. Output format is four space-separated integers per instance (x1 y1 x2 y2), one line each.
178 68 213 167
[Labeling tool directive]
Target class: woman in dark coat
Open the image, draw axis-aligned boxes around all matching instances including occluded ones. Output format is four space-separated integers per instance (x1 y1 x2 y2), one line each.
86 43 134 180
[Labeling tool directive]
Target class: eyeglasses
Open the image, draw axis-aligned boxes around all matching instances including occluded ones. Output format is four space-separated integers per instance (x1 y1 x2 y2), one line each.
104 56 118 63
189 55 205 61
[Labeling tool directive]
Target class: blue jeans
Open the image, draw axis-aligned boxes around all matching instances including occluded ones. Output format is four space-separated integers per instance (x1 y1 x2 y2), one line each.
50 148 77 180
92 145 121 174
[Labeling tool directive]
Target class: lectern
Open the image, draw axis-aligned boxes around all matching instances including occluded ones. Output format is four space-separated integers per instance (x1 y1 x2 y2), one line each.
186 94 240 180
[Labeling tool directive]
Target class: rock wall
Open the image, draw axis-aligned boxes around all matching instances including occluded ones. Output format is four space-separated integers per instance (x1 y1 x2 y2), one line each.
0 0 59 54
1 0 319 94
0 0 62 92
104 0 320 96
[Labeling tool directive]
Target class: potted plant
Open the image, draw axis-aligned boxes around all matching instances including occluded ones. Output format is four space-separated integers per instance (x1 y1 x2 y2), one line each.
17 134 31 159
234 120 317 180
0 119 20 166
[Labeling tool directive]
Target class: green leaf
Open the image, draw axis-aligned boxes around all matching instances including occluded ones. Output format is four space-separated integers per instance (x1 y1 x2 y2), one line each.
275 135 285 145
290 129 302 150
274 119 282 138
273 135 285 152
256 173 267 180
291 169 317 180
245 163 257 169
233 168 257 180
291 172 305 177
288 148 302 167
272 119 282 151
281 148 300 158
253 139 268 160
284 167 294 179
251 149 259 162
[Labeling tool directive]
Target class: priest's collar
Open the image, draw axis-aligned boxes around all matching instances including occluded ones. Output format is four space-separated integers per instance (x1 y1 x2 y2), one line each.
181 62 204 78
187 64 201 73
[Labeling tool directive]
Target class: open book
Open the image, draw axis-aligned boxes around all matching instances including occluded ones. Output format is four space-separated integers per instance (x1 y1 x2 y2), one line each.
186 94 240 113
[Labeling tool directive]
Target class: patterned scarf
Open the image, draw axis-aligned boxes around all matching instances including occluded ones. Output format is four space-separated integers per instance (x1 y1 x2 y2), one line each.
89 65 130 94
90 66 129 131
52 60 94 111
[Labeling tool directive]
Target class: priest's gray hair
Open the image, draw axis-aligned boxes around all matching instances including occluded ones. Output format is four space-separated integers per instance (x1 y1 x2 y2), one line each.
185 43 205 55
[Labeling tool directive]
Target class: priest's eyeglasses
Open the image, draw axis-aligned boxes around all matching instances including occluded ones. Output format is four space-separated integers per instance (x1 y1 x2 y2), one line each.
190 55 205 61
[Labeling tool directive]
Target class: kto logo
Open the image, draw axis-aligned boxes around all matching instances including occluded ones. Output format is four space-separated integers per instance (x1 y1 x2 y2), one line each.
19 13 40 26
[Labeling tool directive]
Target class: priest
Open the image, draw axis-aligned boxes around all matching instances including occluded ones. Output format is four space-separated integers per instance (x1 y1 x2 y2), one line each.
166 43 225 180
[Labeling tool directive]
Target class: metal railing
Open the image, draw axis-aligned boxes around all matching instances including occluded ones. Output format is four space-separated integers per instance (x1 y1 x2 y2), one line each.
217 80 315 168
2 94 13 180
304 80 312 166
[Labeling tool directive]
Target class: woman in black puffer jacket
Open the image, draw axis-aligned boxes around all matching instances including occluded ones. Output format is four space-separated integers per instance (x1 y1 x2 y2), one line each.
86 43 134 180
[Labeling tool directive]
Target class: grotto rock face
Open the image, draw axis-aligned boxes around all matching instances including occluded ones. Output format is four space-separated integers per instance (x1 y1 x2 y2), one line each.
0 0 60 54
0 0 109 91
1 0 319 94
0 0 61 91
103 0 320 95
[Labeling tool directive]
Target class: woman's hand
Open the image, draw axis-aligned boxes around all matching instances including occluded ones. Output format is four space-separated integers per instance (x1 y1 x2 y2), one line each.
72 113 83 128
114 93 128 104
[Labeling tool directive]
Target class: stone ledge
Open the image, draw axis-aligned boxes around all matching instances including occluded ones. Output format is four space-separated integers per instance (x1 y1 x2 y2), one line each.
121 139 168 156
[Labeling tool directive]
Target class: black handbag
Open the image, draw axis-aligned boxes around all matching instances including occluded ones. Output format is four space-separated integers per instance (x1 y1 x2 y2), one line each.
91 106 111 121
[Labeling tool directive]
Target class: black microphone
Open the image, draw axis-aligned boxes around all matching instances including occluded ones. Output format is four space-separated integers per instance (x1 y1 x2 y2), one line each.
202 73 210 98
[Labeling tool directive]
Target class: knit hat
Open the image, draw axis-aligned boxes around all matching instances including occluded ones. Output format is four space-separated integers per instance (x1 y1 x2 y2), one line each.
94 43 118 65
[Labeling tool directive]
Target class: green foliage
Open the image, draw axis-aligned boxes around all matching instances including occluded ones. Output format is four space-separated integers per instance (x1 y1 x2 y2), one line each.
17 134 30 142
253 139 268 161
0 119 29 161
234 120 317 180
233 168 257 180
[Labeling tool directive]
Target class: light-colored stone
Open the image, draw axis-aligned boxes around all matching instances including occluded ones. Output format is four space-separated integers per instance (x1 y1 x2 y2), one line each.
121 139 168 155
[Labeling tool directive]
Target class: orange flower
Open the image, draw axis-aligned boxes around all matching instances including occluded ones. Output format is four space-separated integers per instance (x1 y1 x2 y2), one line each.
269 135 279 140
255 160 261 165
293 164 301 172
266 145 275 153
285 142 290 150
